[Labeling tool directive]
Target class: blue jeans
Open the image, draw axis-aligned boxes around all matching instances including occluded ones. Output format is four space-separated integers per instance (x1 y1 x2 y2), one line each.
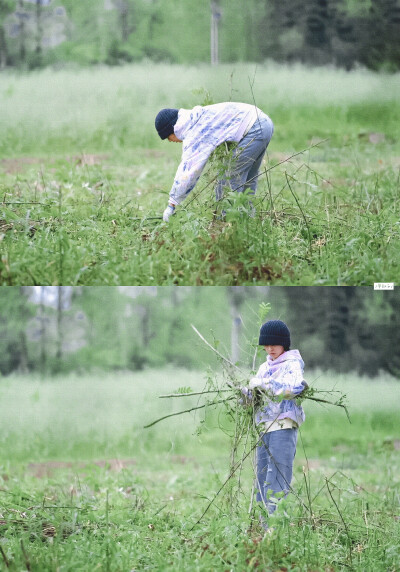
215 115 274 201
256 428 298 514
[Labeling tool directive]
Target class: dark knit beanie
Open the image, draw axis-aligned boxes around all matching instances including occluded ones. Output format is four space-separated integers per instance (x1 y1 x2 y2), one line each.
155 108 179 140
259 320 291 349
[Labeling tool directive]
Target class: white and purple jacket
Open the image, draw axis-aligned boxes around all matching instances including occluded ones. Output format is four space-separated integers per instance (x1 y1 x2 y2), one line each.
170 102 267 206
245 350 306 427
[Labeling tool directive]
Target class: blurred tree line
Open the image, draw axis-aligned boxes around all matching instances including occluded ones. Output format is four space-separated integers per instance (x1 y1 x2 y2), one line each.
0 0 399 71
0 287 398 377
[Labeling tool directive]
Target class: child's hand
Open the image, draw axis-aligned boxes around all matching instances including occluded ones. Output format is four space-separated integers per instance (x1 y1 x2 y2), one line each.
249 376 262 389
163 204 175 222
294 380 311 405
239 386 253 406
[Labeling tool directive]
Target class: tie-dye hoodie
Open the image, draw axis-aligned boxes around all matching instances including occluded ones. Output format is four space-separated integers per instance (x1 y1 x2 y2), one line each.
245 350 306 427
169 102 267 206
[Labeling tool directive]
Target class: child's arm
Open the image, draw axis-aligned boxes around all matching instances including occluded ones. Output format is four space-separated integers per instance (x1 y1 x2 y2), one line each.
270 361 306 399
168 142 215 206
239 386 253 407
249 361 306 400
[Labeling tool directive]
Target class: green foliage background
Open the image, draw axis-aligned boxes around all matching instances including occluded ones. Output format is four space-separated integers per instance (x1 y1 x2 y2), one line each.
1 0 400 70
1 286 399 378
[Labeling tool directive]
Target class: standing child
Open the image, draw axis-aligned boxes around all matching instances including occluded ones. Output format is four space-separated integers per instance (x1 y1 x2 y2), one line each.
241 320 308 530
154 102 274 221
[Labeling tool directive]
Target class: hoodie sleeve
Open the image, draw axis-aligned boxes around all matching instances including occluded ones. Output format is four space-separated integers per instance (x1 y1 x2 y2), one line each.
249 361 305 400
248 364 269 391
272 360 306 398
169 143 214 206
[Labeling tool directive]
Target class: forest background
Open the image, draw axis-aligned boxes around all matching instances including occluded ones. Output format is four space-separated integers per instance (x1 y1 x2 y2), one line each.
0 0 400 71
1 285 399 377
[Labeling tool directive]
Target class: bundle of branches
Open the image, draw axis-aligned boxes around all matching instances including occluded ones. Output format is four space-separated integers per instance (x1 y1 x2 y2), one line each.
144 312 350 528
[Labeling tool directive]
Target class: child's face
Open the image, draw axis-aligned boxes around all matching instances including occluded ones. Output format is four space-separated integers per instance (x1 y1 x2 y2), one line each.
264 345 285 360
168 133 182 142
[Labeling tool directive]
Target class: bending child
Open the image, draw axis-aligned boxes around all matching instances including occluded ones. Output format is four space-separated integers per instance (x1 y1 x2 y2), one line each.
154 102 274 221
241 319 308 530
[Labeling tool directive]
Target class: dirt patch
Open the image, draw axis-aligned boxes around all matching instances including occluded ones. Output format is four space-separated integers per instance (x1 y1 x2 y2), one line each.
298 459 323 471
248 264 281 282
27 458 137 478
0 154 110 174
69 154 110 166
332 444 351 453
143 149 167 158
0 219 14 233
0 157 44 174
389 157 400 168
170 455 195 465
358 132 386 144
227 261 281 283
269 151 295 163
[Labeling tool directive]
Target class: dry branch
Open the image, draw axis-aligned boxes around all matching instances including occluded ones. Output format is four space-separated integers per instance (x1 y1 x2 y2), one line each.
144 396 235 429
20 540 31 571
302 394 351 423
191 324 243 379
159 389 231 398
0 546 9 569
184 139 328 209
326 478 353 565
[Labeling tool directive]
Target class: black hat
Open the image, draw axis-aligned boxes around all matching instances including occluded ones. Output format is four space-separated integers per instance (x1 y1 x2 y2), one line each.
155 108 179 140
259 320 291 349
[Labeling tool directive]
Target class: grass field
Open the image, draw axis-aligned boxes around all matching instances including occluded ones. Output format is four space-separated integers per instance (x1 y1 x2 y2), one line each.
0 369 399 571
1 63 399 285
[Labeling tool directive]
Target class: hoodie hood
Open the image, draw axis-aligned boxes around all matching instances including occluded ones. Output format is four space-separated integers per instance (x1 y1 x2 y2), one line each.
267 349 304 370
174 106 204 141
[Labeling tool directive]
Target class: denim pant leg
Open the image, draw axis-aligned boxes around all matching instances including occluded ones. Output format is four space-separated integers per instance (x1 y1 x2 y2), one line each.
256 428 298 514
215 115 274 201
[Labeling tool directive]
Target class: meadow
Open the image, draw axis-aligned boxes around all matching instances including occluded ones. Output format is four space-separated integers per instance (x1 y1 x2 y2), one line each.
1 63 399 285
0 369 399 571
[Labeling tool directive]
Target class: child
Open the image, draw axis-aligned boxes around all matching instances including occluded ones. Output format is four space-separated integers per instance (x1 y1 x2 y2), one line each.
241 319 308 530
154 102 274 221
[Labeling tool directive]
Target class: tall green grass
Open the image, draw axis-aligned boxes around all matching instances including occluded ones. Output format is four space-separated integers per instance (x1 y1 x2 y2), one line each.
0 370 399 571
1 63 399 285
1 63 399 155
0 369 398 462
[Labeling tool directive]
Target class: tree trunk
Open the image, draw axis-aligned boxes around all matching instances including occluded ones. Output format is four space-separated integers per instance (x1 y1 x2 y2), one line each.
0 26 8 69
39 287 47 375
228 287 245 364
120 1 129 42
141 306 152 347
18 0 26 64
55 286 63 371
19 331 29 373
167 288 180 342
231 313 241 364
35 0 42 58
210 0 221 65
114 0 131 42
